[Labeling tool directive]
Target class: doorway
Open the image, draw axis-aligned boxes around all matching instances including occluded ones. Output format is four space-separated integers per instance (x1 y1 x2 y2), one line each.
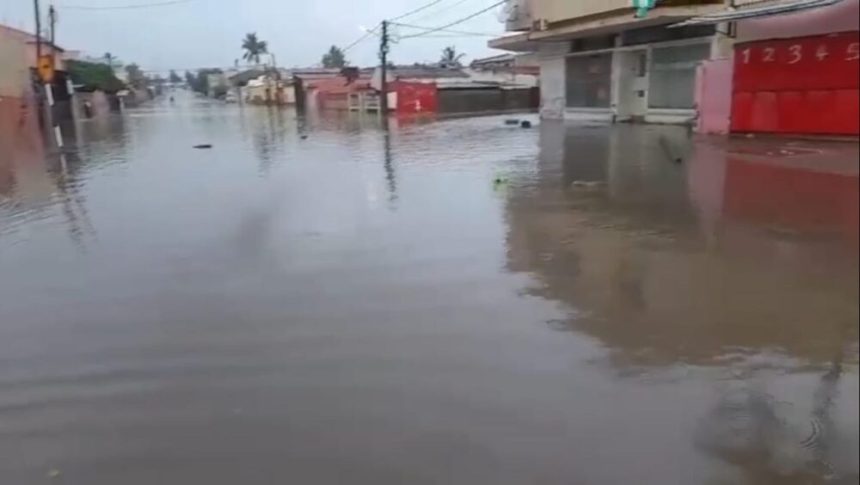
617 49 648 121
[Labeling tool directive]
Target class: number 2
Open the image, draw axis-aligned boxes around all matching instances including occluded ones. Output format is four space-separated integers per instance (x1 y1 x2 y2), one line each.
788 44 802 64
762 47 775 62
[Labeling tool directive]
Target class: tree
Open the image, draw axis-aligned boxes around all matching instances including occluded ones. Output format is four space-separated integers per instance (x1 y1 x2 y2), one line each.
125 63 147 88
439 46 464 68
66 60 125 93
241 32 268 65
321 45 347 68
184 70 195 87
169 70 182 84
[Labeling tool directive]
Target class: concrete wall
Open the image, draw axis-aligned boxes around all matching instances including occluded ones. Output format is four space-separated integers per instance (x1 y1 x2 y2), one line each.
0 27 31 98
537 42 567 119
736 0 859 43
695 58 732 134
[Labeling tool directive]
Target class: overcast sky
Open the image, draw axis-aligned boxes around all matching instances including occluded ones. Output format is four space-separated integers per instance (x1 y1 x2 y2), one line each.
1 0 508 74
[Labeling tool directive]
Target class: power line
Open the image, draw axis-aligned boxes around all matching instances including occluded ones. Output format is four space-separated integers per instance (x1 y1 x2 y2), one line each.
411 0 475 23
389 21 495 37
399 0 505 39
342 23 381 53
390 0 445 21
57 0 194 10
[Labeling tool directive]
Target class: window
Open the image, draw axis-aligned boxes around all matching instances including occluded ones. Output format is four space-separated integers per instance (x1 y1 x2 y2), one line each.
648 44 710 109
565 53 612 108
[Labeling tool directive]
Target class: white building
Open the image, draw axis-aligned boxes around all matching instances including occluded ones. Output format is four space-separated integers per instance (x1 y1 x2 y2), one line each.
490 0 737 124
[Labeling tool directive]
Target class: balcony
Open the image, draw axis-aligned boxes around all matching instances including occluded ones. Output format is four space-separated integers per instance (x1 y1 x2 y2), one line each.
508 0 726 30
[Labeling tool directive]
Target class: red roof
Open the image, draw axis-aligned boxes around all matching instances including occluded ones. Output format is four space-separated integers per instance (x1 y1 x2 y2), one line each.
305 76 373 94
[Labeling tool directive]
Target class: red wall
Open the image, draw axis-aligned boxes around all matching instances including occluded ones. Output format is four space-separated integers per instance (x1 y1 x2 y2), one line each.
731 31 859 135
394 81 437 114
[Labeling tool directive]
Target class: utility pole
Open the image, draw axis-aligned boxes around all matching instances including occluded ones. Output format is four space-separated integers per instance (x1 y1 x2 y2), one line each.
48 5 56 47
379 20 389 118
33 0 42 61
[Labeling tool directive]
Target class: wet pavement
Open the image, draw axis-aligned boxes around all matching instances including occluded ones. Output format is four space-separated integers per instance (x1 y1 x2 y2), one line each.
1 92 858 484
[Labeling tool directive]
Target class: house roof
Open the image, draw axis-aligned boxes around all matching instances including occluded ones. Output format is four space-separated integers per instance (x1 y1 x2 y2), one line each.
389 65 469 79
0 23 65 52
305 76 372 94
470 53 516 66
229 69 267 85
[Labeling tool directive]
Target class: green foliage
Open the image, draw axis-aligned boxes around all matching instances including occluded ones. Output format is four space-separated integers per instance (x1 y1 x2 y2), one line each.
66 60 125 93
241 33 268 65
169 70 182 83
439 46 464 68
321 45 347 68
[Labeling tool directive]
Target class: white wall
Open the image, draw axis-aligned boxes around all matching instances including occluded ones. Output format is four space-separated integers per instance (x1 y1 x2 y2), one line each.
537 42 567 119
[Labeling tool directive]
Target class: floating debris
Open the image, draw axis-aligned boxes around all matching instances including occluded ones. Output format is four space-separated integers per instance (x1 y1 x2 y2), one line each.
504 119 520 126
192 144 213 149
569 180 605 190
520 121 532 129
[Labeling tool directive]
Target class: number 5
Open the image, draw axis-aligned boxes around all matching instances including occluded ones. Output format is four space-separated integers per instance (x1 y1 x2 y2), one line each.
788 45 802 64
848 43 860 61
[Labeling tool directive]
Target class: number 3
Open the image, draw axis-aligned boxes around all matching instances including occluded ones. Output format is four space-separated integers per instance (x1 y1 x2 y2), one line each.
788 45 802 64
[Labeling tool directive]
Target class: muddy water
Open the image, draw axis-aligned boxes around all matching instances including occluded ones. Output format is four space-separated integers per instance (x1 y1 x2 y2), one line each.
1 94 857 484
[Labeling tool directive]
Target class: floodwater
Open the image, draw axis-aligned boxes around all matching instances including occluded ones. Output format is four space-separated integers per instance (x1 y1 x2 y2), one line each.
1 93 858 484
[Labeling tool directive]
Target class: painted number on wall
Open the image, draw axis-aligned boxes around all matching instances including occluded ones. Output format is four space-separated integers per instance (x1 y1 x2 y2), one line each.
740 38 859 64
734 32 860 93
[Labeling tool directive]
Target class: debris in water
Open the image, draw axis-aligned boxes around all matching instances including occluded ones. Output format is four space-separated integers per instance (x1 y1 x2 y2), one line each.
570 180 605 190
193 144 213 149
520 121 532 129
300 135 308 140
658 135 683 164
504 119 520 125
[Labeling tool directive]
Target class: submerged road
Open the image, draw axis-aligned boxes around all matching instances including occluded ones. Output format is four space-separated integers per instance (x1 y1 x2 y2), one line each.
1 92 858 484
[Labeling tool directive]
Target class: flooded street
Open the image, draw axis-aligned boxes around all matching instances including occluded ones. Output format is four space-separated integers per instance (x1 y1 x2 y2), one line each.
1 93 858 484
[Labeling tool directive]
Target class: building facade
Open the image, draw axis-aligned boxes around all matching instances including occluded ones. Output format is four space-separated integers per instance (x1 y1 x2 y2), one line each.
491 0 728 123
490 0 858 134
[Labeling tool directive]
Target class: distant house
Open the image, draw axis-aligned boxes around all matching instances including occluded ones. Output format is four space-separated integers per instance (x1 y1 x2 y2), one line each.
470 53 540 75
293 68 376 111
370 64 538 115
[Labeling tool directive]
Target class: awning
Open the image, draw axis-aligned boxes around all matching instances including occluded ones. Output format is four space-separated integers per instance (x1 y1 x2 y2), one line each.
672 0 843 26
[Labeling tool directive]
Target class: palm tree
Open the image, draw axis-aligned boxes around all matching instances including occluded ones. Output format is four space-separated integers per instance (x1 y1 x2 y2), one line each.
241 33 268 65
439 46 464 68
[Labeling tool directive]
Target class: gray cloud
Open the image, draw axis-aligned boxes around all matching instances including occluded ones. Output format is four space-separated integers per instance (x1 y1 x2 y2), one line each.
1 0 506 73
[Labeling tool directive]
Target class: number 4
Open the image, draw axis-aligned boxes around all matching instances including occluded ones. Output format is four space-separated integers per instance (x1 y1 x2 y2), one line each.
816 44 829 61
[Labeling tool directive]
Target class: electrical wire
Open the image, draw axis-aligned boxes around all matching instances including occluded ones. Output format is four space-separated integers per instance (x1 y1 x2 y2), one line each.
389 21 495 37
390 0 446 21
398 0 505 39
342 23 381 53
411 0 475 23
57 0 194 10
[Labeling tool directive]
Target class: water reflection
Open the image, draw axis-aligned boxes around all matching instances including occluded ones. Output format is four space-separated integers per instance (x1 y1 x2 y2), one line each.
0 98 856 484
506 121 858 368
504 121 859 483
